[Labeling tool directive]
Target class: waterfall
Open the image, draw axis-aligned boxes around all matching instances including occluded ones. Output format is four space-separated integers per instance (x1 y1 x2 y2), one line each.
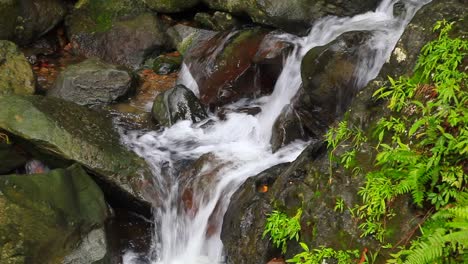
120 0 430 263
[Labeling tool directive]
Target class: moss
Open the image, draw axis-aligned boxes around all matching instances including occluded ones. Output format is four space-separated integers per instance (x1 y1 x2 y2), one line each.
145 0 200 13
0 41 35 96
0 164 108 263
0 95 153 204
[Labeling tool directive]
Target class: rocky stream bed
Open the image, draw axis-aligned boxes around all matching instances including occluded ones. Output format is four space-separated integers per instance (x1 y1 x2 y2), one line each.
0 0 467 263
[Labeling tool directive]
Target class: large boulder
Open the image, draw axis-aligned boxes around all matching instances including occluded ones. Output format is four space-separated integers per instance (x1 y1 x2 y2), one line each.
66 0 168 69
152 84 208 126
48 59 135 106
0 95 157 209
222 0 468 262
0 0 66 45
0 41 35 96
202 0 379 33
144 0 200 13
270 31 370 148
0 164 109 264
184 28 292 108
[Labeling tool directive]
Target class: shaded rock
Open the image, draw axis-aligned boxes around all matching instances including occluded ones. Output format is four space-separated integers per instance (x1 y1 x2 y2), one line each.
221 163 290 264
202 0 379 34
166 24 216 55
0 95 157 209
195 11 241 31
0 164 109 264
144 0 200 13
152 54 182 75
222 1 467 262
66 0 168 69
0 142 27 175
270 104 307 152
185 28 292 107
299 31 370 132
152 84 208 126
48 59 134 106
0 0 66 45
0 41 35 96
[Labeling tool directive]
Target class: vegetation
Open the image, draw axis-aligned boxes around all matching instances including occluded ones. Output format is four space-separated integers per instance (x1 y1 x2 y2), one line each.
0 132 10 144
263 208 302 254
263 20 467 264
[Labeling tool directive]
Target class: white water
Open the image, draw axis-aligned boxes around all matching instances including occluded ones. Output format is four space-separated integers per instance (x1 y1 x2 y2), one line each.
121 0 429 263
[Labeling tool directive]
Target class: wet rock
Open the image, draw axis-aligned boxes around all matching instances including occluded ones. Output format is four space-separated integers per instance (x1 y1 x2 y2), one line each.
195 11 241 31
270 104 307 152
152 54 182 75
0 164 109 264
299 31 370 133
144 0 200 13
48 59 134 106
221 164 290 264
202 0 379 34
152 84 208 126
0 41 35 96
166 24 216 55
185 28 292 107
0 0 66 45
273 31 370 144
0 142 27 175
222 1 467 262
0 95 157 209
66 0 168 69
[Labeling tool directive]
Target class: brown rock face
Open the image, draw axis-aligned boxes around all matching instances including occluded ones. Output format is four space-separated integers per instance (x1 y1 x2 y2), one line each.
184 29 293 108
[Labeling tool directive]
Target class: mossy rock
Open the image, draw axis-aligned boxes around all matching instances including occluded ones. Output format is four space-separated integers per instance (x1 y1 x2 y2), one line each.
144 0 200 13
66 0 168 68
152 55 182 75
0 95 157 208
0 164 108 264
0 0 66 45
166 24 216 55
202 0 379 33
0 41 35 96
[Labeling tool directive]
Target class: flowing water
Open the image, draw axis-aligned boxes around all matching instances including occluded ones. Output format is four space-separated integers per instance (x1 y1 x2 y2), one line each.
121 0 430 263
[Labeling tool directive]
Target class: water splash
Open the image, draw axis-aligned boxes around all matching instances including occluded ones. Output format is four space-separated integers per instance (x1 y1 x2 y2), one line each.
121 0 430 263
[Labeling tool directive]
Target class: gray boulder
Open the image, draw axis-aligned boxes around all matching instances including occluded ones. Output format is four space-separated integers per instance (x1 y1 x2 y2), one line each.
66 0 168 69
0 95 158 209
202 0 379 33
48 59 134 106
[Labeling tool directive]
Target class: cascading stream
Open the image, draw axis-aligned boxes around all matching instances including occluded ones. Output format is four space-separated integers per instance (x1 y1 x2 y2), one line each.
121 0 430 263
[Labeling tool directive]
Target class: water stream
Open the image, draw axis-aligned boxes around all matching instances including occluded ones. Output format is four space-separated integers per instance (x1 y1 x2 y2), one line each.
121 0 429 263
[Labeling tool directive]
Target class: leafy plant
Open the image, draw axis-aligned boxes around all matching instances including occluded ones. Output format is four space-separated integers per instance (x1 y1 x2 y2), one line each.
354 19 468 241
334 197 345 213
325 119 367 179
287 243 360 264
390 193 468 263
263 208 302 254
0 132 10 144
